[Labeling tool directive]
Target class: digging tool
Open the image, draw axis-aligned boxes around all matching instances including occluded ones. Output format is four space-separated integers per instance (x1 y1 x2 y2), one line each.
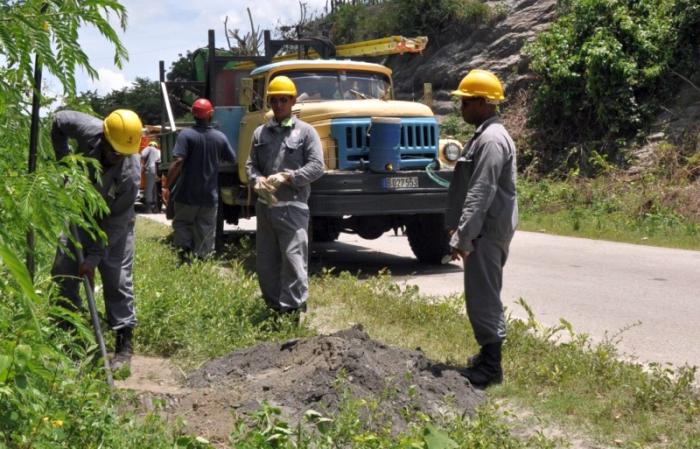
70 225 114 388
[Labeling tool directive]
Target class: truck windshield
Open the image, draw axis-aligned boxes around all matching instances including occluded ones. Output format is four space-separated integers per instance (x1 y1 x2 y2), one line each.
281 70 392 102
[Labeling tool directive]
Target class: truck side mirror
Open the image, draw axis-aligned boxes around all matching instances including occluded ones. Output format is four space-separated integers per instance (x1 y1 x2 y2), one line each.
240 78 253 107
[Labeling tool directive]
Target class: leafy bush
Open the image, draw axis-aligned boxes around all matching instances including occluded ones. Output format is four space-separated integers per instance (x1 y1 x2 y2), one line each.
329 0 500 44
524 0 700 174
0 2 205 447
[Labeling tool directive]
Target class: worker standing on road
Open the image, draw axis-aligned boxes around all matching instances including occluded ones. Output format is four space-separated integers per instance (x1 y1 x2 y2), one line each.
445 70 518 388
140 140 161 213
165 98 236 262
245 76 324 320
50 109 142 371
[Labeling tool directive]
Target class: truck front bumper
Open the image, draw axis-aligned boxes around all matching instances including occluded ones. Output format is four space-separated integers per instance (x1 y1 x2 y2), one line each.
308 169 454 216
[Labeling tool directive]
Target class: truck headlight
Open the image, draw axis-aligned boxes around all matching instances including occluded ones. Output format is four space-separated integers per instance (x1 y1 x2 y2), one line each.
443 142 461 162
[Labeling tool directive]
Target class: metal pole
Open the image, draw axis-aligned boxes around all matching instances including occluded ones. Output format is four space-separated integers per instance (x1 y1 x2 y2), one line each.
26 50 43 280
71 225 114 388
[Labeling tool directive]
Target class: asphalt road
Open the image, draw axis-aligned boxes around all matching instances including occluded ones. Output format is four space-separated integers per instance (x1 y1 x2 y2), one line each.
143 214 700 370
311 229 700 371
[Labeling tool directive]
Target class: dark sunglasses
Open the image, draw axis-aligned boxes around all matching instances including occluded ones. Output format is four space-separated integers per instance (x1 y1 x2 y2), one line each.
268 97 290 106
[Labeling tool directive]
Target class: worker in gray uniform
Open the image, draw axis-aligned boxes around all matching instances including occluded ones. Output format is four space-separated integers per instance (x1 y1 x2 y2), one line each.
245 76 325 317
165 98 236 261
140 140 161 213
445 70 518 388
50 109 143 371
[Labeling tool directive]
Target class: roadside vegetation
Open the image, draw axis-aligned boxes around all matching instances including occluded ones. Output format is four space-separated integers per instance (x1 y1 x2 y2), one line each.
326 0 507 44
128 219 698 448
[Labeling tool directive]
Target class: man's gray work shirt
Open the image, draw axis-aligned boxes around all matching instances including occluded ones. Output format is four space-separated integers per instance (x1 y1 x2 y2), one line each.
445 116 518 252
51 110 141 268
246 116 325 206
172 125 236 207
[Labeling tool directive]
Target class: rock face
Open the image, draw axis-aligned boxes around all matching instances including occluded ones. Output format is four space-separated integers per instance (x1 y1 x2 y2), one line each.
387 0 557 114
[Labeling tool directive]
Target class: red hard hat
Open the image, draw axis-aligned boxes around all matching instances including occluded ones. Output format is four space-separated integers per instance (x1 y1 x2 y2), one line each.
191 98 214 119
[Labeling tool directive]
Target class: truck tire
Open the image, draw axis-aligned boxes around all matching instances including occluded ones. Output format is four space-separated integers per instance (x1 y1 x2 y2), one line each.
406 214 451 264
312 224 340 242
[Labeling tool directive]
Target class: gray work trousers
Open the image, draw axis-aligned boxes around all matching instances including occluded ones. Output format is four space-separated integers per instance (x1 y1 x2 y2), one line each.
255 202 309 311
172 202 217 258
143 169 157 207
464 236 511 346
51 222 136 330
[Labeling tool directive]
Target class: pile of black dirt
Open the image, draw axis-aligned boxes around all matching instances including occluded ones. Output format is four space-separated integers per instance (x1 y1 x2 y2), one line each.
175 325 482 441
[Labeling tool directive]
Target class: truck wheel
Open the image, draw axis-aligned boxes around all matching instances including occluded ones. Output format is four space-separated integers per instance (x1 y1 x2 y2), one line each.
406 214 450 264
312 225 340 242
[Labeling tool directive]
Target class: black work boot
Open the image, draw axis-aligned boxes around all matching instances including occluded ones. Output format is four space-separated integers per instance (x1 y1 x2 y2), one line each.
467 347 484 368
112 327 133 372
464 342 503 388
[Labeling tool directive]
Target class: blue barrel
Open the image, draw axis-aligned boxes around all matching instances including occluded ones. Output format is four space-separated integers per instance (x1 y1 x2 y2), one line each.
213 106 245 149
368 117 401 173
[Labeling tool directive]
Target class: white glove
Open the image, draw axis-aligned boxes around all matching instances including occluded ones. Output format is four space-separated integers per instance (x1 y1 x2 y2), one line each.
267 172 290 188
253 177 278 205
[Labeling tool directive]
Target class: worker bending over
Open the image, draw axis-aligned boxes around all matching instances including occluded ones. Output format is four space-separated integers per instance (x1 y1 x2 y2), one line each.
51 109 143 371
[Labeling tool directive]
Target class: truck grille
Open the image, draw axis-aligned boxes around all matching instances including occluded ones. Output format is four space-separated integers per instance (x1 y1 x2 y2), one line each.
331 118 438 170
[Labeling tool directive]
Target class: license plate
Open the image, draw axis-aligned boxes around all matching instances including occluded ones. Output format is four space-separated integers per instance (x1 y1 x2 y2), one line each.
383 176 419 189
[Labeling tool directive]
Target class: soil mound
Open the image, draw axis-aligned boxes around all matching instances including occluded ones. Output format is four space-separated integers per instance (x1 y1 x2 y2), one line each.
170 326 483 443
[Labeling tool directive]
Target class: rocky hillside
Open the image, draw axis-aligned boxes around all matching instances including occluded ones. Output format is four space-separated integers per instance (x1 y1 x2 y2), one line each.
386 0 557 115
382 0 699 152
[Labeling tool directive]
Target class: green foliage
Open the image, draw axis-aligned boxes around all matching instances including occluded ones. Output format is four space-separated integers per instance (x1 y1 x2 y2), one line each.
502 299 700 448
524 0 699 174
229 391 556 449
329 0 500 44
0 2 207 448
440 110 474 142
0 0 128 97
517 174 700 249
78 77 163 124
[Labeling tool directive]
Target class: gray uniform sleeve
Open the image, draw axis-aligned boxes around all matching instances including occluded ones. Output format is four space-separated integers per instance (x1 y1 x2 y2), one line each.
245 127 264 183
450 140 506 252
287 126 324 187
51 111 102 160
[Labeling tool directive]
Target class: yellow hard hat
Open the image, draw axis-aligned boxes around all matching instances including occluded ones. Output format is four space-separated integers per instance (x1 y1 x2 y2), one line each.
451 69 505 104
103 109 143 155
267 76 297 97
148 141 159 148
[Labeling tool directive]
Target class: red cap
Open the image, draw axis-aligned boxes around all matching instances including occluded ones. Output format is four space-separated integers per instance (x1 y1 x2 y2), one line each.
192 98 214 119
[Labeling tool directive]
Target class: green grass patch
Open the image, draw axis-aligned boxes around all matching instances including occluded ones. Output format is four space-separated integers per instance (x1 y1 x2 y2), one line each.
518 176 700 250
134 219 311 369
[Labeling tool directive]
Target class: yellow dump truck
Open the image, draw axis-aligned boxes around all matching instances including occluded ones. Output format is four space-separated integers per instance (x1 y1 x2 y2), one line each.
159 30 460 263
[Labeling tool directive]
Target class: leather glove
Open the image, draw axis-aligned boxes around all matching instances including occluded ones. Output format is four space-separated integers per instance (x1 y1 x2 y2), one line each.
267 172 290 188
253 177 278 205
78 263 95 288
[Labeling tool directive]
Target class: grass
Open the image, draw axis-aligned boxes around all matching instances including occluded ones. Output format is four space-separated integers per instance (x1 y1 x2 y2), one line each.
131 217 699 448
133 219 311 369
518 175 700 251
309 271 700 449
